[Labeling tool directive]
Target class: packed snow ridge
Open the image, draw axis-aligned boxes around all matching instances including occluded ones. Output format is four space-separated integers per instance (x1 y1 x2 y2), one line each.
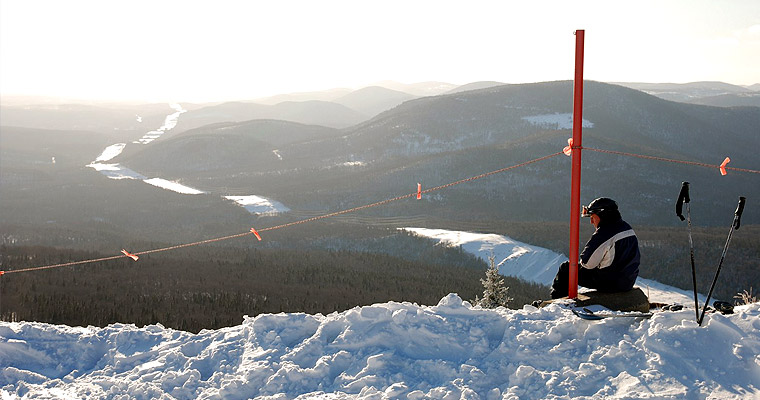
2 295 758 399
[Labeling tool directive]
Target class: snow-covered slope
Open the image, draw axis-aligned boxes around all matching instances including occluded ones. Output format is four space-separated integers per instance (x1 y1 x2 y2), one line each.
2 228 752 398
2 295 759 399
404 228 565 286
404 228 710 306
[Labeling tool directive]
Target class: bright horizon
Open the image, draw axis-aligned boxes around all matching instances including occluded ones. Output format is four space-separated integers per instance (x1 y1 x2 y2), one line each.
1 0 759 103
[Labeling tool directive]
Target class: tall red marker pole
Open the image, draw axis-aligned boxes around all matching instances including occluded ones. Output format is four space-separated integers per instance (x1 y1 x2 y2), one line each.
568 30 585 299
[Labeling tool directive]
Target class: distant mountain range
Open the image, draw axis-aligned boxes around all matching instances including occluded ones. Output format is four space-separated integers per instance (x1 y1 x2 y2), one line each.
172 100 368 131
332 86 417 117
445 81 505 94
3 80 757 136
112 80 758 228
614 81 760 107
3 80 758 227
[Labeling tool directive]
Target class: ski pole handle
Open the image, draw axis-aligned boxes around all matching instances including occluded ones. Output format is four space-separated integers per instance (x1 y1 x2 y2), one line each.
734 197 746 230
676 182 690 221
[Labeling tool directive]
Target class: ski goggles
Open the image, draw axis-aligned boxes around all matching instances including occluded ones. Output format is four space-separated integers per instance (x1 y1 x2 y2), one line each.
581 206 603 217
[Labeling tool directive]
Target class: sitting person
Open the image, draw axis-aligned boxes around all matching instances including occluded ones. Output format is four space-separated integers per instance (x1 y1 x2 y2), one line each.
550 197 640 299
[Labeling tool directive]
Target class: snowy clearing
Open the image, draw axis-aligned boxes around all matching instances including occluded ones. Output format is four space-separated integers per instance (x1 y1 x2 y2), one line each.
93 143 127 162
86 163 146 180
143 178 205 195
134 103 186 145
339 161 366 167
224 195 291 215
404 228 565 286
522 113 594 130
86 162 205 195
1 294 758 399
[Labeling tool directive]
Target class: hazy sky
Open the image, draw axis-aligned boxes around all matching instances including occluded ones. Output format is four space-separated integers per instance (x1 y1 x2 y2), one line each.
1 0 759 102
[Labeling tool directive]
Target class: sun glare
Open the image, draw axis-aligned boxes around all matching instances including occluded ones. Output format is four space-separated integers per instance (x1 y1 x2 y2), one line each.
1 0 758 102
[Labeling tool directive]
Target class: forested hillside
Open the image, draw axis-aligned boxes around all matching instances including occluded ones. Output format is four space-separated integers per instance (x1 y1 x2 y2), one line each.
0 243 547 333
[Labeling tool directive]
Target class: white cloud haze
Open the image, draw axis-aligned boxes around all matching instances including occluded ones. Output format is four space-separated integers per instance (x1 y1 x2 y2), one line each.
1 0 758 102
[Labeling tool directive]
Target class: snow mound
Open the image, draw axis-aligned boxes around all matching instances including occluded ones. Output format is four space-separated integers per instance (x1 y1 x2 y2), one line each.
2 296 759 399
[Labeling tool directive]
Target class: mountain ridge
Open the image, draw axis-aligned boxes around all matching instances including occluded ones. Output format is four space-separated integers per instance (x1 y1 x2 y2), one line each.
118 80 760 227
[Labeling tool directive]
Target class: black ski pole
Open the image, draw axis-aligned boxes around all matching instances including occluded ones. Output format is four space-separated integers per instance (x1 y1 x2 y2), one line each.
675 182 699 322
698 196 746 326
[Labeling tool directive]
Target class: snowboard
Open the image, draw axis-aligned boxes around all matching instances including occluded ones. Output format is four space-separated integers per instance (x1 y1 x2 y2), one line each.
571 305 653 320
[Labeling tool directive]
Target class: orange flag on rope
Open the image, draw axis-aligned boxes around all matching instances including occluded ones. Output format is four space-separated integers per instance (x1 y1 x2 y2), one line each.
720 157 731 176
563 138 573 156
417 183 422 200
121 249 139 261
250 227 262 241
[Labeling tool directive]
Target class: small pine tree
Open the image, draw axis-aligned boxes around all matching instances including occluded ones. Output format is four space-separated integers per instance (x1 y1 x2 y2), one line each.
474 254 512 309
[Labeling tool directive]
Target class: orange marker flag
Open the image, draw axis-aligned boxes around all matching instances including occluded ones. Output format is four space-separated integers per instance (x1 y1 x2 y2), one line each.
417 183 422 200
121 249 139 261
250 227 262 241
563 138 573 156
720 157 731 176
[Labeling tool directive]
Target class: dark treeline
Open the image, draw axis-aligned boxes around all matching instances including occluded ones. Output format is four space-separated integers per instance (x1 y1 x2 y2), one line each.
0 244 546 333
1 220 755 334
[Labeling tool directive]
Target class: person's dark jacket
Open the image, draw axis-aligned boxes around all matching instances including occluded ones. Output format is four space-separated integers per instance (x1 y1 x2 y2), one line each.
579 210 640 292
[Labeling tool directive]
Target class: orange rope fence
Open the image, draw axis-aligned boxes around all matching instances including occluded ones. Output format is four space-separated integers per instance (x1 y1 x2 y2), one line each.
584 147 760 175
2 151 564 275
4 144 758 276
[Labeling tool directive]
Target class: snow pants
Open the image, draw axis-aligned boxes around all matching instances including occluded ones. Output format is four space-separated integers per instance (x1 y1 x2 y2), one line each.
549 261 635 299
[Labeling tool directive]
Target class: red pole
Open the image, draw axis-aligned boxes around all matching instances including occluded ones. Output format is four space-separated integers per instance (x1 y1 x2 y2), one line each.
568 30 585 299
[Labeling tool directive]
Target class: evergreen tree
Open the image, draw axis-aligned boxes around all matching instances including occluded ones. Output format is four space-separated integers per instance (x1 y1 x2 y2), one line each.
474 254 512 308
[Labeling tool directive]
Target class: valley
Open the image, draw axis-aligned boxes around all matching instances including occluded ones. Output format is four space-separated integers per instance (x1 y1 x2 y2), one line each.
1 80 758 331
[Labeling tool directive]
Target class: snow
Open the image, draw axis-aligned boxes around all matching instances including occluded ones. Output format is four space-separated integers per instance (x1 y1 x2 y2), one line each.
86 163 146 180
86 163 205 195
404 228 565 286
144 178 205 195
1 231 756 398
2 296 758 399
86 104 206 195
340 161 366 167
404 228 710 306
93 143 126 162
522 113 594 130
133 103 186 145
225 195 291 215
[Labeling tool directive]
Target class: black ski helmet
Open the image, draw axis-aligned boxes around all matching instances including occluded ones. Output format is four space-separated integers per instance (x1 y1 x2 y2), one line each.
582 197 618 217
